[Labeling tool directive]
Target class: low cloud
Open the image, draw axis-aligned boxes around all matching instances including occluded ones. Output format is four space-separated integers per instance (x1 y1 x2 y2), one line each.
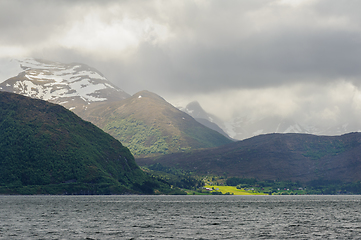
2 0 361 129
170 81 361 129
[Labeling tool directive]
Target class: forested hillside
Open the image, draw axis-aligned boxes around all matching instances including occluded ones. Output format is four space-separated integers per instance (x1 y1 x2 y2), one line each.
0 91 175 194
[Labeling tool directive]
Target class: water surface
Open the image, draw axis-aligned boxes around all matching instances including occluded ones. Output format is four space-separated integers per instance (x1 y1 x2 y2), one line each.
0 195 360 239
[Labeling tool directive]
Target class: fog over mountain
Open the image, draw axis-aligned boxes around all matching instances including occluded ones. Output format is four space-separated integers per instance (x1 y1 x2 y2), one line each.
2 0 361 138
181 99 361 140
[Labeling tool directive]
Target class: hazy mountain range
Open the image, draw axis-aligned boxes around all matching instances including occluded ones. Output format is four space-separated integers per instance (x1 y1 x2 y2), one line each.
2 58 361 147
180 101 361 140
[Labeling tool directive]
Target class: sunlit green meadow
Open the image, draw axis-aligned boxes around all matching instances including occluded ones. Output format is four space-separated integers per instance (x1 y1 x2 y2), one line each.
203 185 266 195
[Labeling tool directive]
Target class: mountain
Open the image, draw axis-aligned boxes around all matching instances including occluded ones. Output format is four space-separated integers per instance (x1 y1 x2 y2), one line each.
77 90 233 157
0 91 173 195
0 58 232 157
222 116 361 140
222 116 309 140
181 101 213 120
180 101 232 139
181 100 361 140
180 101 310 140
136 132 361 183
0 58 130 113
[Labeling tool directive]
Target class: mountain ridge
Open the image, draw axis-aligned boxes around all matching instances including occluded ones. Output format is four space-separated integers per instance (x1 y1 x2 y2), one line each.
136 132 361 183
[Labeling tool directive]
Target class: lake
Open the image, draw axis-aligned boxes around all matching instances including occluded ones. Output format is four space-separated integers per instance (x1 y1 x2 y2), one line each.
0 195 360 239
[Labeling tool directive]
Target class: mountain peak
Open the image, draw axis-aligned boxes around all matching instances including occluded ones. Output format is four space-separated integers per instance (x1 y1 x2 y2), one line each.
184 101 210 120
133 90 166 101
0 58 130 112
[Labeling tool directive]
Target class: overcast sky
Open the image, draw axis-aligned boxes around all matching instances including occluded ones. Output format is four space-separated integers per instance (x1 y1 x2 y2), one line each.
2 0 361 126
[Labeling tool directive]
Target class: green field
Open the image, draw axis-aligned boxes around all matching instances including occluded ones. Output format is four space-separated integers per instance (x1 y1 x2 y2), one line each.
204 185 266 195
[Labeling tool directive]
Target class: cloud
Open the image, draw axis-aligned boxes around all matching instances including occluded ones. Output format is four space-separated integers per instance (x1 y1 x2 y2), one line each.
2 0 361 129
172 80 361 129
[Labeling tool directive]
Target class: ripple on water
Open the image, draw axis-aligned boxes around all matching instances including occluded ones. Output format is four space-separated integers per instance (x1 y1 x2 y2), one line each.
0 195 361 239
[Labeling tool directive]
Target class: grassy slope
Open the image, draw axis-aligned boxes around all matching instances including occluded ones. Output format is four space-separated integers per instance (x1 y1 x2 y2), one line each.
0 91 165 194
77 90 232 157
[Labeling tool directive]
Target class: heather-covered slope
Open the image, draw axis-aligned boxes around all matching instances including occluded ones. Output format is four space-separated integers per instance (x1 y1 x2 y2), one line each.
0 91 170 194
77 90 233 157
137 133 361 183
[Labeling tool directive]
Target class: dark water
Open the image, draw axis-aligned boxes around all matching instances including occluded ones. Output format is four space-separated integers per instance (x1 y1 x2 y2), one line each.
0 195 361 239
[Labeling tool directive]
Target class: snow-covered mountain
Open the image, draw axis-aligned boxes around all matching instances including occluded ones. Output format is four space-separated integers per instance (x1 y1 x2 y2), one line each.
181 101 361 140
224 116 361 140
0 58 130 112
222 116 309 140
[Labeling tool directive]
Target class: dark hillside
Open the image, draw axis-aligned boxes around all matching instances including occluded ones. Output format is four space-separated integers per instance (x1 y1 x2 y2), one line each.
0 91 167 194
136 133 361 183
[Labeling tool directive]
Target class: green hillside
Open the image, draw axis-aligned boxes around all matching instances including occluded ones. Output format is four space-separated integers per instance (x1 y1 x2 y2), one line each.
0 91 175 195
77 90 232 157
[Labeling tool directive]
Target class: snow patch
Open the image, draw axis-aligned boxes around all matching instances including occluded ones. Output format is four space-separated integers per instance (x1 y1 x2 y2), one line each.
223 121 237 138
104 83 116 89
284 124 303 133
